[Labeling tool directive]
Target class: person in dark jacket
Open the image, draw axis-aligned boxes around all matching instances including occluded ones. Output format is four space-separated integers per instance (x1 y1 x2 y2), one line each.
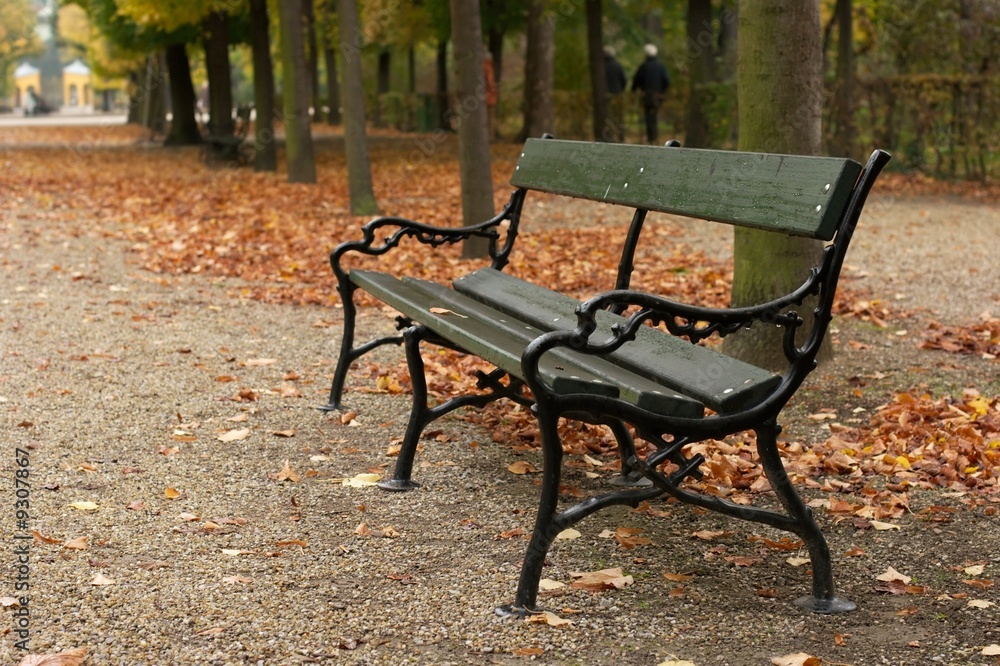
631 43 671 144
603 46 627 142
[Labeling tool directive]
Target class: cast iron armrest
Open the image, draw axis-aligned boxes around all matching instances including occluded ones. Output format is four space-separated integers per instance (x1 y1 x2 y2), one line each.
330 189 526 280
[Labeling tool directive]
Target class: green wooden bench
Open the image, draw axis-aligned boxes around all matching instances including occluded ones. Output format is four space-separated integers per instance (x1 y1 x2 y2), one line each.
322 137 890 617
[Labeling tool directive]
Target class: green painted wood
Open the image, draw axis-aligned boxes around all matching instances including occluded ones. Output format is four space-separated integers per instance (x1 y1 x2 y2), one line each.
510 139 863 241
453 268 781 413
349 270 705 418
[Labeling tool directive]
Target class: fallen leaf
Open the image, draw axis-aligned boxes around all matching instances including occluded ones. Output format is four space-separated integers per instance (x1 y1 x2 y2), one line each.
32 530 62 544
555 528 581 541
844 546 865 557
164 487 181 499
786 557 811 567
525 610 572 627
876 567 912 584
271 429 296 438
968 599 995 609
964 564 985 576
64 536 88 550
275 539 308 548
664 572 695 582
216 428 251 442
983 645 1000 656
538 579 565 591
226 413 249 422
67 501 99 511
276 459 302 483
223 575 253 584
1 596 21 607
342 473 382 487
90 572 115 586
244 358 277 366
508 460 537 475
512 647 544 656
17 647 88 666
963 579 994 590
178 512 199 522
691 529 728 541
569 567 633 591
870 520 901 531
770 653 821 666
429 307 468 318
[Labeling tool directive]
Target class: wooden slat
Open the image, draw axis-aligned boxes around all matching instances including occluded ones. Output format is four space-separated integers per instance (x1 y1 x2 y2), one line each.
510 139 862 240
453 268 781 413
349 270 704 418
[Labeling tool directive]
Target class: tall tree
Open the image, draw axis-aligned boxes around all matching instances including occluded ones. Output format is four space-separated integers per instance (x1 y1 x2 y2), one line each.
338 0 379 213
248 0 276 171
585 0 608 141
449 0 494 257
203 10 234 140
163 43 201 145
319 0 341 125
279 0 317 183
303 0 320 113
684 0 714 147
518 0 554 141
829 0 854 157
723 0 827 369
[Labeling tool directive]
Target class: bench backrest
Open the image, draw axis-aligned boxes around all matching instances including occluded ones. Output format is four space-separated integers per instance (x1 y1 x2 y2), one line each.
510 138 863 241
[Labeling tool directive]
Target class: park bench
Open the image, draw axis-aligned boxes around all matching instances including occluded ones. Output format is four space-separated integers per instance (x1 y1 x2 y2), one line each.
321 137 890 616
202 103 253 166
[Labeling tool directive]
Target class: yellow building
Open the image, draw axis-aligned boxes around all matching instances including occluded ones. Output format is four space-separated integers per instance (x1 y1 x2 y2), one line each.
13 62 41 111
62 59 92 108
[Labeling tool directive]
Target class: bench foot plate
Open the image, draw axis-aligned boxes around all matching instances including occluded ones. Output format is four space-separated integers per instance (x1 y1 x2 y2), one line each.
794 595 856 614
378 479 421 492
493 604 538 619
608 472 653 488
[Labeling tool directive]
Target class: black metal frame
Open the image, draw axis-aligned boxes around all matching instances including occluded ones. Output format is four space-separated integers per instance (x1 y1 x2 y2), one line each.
321 141 891 617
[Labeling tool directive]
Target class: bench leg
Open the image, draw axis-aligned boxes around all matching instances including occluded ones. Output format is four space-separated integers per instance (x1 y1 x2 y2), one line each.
756 421 855 614
319 280 404 412
498 402 564 616
378 326 428 492
605 419 653 488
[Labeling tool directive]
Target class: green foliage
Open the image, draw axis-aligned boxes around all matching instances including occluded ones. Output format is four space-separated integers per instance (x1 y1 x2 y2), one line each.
0 0 41 96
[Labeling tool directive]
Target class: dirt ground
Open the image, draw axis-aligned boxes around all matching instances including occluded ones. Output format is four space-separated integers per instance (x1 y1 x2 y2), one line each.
1 135 998 665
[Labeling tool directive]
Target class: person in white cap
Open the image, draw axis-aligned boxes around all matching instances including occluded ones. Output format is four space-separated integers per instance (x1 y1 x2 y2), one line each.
631 43 671 144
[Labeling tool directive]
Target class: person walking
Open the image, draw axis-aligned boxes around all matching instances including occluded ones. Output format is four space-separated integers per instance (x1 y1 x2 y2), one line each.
631 43 671 144
603 46 627 142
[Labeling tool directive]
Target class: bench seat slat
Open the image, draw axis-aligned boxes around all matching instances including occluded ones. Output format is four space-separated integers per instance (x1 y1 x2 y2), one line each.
511 139 863 240
453 268 780 414
350 270 705 418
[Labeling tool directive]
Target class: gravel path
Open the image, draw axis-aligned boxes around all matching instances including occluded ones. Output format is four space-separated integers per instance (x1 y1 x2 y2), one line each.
2 188 999 665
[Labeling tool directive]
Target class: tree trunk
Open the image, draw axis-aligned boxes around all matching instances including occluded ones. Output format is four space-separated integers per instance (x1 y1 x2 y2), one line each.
279 0 317 183
585 0 608 142
249 0 277 171
163 43 202 145
375 49 390 127
302 0 320 113
449 0 494 258
518 0 554 141
436 38 450 130
338 0 379 213
320 0 341 125
685 0 715 148
830 0 854 157
203 11 234 140
724 0 827 370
